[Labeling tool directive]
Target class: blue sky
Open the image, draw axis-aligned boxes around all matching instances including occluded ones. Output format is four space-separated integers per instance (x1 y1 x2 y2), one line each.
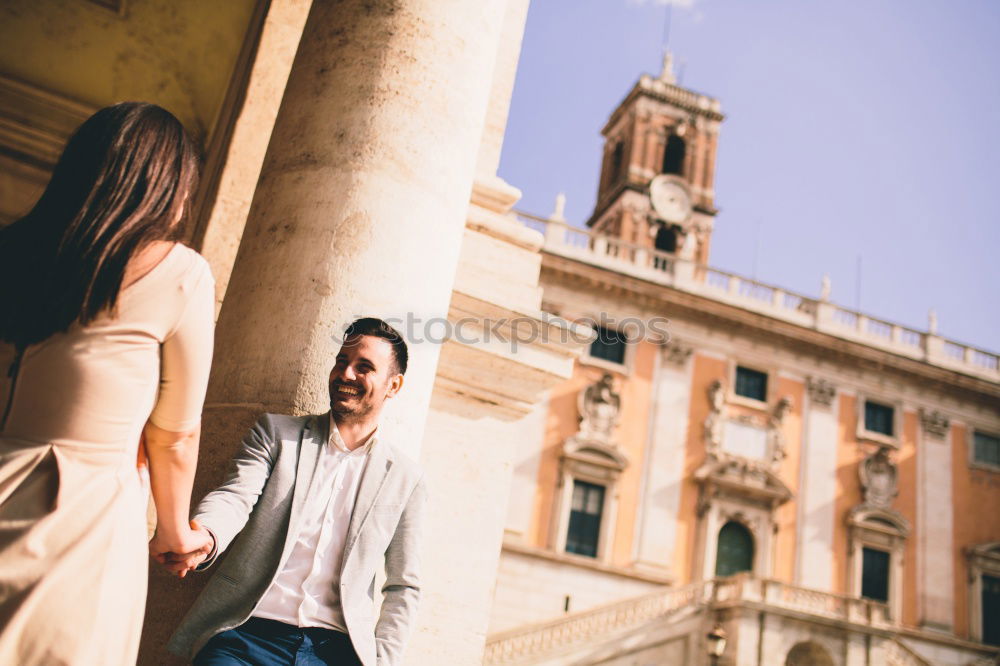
498 0 1000 352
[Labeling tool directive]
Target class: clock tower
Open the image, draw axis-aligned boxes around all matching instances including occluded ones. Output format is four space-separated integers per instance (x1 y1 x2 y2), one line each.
587 53 724 265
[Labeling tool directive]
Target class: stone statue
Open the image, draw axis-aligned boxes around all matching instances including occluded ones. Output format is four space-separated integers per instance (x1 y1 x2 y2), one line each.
704 380 725 454
820 274 831 302
578 373 621 442
859 446 898 509
767 396 793 465
928 308 938 335
660 50 676 84
679 229 698 260
549 192 566 222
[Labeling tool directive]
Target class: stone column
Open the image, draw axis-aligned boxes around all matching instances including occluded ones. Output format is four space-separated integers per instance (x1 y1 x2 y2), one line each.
794 376 838 591
140 0 511 662
407 0 589 659
917 408 954 630
632 339 693 577
203 0 510 450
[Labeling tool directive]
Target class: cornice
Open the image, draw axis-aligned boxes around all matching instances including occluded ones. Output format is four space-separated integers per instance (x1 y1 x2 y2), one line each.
539 253 1000 405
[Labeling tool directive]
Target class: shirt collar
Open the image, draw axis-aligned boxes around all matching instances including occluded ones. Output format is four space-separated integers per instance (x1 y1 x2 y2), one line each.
328 414 377 455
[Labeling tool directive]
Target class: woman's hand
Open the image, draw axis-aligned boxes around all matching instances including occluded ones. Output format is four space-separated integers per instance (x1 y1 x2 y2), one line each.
149 519 214 578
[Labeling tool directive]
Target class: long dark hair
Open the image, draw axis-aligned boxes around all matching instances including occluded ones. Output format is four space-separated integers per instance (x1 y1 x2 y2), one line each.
0 102 200 348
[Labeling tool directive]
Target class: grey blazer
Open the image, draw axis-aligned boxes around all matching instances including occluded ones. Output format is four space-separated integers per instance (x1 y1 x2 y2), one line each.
167 412 426 666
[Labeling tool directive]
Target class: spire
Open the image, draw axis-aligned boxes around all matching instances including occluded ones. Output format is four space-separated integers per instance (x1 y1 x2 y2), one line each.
659 50 677 85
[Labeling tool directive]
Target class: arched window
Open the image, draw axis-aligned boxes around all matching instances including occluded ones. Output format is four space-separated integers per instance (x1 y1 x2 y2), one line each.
785 642 834 666
654 225 677 253
715 521 753 577
662 134 686 175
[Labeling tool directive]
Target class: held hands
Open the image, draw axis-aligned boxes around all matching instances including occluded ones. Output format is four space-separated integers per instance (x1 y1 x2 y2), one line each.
149 519 214 578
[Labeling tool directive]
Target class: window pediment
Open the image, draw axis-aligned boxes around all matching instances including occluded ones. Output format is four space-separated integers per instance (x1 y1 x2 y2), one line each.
848 505 910 538
695 458 792 507
563 440 628 473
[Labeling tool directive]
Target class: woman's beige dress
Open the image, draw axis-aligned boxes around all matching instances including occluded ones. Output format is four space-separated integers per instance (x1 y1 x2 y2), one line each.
0 244 214 665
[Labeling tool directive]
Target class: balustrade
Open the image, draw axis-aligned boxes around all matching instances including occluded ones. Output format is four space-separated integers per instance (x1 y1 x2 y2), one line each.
513 211 999 383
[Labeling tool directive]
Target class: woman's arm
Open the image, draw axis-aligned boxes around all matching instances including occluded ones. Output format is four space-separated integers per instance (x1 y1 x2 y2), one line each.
144 254 216 572
144 420 209 558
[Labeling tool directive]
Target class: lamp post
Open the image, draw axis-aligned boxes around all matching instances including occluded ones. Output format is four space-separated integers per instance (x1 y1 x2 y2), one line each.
706 624 727 666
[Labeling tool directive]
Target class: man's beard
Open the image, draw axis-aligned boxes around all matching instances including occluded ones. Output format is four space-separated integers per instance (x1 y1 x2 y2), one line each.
330 383 379 421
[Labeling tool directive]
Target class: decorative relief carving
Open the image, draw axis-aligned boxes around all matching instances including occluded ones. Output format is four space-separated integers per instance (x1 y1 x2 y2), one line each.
704 380 725 456
806 376 836 407
859 446 898 510
766 396 793 466
919 408 950 439
663 339 693 366
577 373 621 445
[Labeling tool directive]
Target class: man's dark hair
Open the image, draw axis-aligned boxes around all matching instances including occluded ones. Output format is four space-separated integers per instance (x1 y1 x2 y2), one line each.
343 317 408 375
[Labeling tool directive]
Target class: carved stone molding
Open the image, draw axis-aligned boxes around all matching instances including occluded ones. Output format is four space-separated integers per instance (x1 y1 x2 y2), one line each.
663 339 693 367
577 373 621 445
806 376 836 407
859 446 898 510
0 74 95 169
767 396 793 467
704 380 724 457
919 408 950 439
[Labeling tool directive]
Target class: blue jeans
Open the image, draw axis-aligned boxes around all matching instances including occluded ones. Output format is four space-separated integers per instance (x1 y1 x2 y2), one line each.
194 617 363 666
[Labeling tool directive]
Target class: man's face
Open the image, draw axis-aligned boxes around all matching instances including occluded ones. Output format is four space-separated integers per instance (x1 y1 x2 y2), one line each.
328 334 403 421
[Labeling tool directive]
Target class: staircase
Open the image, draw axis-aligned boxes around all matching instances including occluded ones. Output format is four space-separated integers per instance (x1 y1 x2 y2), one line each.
483 581 710 665
884 639 933 666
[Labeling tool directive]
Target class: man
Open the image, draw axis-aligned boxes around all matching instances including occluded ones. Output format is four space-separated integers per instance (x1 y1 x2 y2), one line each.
160 318 426 666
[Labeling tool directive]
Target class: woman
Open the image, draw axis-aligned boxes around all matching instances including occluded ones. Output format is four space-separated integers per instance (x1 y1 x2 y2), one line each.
0 102 215 664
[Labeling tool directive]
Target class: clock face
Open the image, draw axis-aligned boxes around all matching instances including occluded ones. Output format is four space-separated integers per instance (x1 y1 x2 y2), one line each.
649 175 692 224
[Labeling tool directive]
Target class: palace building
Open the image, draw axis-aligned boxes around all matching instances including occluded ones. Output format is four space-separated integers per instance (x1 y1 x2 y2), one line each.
483 56 1000 666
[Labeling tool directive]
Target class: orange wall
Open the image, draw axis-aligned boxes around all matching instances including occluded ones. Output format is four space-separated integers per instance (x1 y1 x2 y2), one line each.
773 376 805 583
952 423 1000 639
833 394 864 595
832 397 920 626
530 341 656 566
531 367 590 548
673 353 725 583
610 342 656 564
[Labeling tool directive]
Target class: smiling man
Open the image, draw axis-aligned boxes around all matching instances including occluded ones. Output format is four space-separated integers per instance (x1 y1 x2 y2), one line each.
163 318 426 666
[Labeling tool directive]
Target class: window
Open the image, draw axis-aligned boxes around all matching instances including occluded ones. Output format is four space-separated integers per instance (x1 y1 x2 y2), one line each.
662 134 686 175
861 547 890 602
654 225 677 253
974 431 1000 467
984 574 1000 646
967 543 1000 644
735 366 768 402
609 142 624 184
864 400 895 437
715 521 754 577
565 481 605 558
589 326 627 365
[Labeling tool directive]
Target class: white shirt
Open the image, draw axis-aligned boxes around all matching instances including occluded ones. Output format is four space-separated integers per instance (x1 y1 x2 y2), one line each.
253 417 374 630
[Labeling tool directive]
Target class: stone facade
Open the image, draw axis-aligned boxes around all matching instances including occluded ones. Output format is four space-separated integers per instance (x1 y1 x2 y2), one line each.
486 52 1000 666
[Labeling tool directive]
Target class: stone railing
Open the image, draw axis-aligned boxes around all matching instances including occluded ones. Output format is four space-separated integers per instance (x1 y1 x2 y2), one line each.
515 212 1000 384
637 73 723 116
884 639 933 666
483 576 899 665
482 580 710 665
714 576 893 628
